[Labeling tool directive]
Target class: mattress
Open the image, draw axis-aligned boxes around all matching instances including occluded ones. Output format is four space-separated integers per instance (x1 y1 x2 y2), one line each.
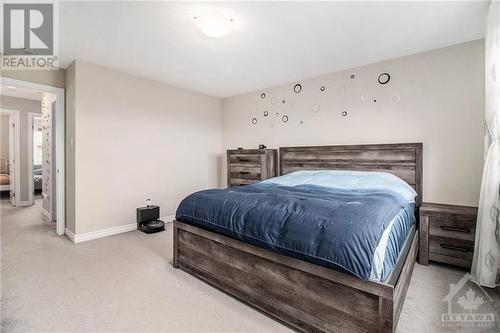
176 170 416 282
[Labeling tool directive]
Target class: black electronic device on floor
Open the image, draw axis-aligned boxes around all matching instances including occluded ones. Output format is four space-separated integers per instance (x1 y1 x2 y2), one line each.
137 204 165 234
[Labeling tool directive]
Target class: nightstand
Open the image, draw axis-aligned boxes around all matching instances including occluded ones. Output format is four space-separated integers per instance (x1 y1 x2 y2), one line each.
227 149 277 187
419 203 478 268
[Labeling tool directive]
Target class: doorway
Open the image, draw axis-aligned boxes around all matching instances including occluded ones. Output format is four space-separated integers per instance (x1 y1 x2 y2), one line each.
0 77 65 236
28 113 43 204
0 108 20 207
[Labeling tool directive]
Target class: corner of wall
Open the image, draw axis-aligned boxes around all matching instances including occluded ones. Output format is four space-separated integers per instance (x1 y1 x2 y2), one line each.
65 61 76 234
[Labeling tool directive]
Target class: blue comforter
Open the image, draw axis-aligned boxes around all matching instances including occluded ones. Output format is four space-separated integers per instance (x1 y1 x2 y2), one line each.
176 181 413 280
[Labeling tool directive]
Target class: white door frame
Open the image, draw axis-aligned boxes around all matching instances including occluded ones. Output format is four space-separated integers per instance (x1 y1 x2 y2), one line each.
1 77 66 236
27 112 42 205
0 108 20 206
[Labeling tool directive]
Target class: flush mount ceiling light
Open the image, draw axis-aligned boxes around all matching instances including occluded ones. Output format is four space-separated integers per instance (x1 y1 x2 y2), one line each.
193 9 234 38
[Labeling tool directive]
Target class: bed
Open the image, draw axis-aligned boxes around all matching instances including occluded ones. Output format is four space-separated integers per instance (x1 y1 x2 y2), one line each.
34 166 42 191
0 157 10 192
0 173 10 191
173 143 423 333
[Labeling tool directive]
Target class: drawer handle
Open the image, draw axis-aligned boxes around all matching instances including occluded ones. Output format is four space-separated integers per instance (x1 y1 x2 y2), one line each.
440 226 470 233
239 158 250 162
239 171 251 174
440 243 470 252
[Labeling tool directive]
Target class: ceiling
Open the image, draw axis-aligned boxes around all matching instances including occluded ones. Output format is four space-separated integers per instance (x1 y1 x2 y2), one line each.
59 1 489 98
0 84 43 101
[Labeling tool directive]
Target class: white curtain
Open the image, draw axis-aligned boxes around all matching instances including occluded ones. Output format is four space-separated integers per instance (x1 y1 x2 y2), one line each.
471 0 500 288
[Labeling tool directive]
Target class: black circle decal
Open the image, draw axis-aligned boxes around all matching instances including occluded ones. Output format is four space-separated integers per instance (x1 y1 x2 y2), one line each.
350 74 355 79
261 93 266 99
282 99 286 104
320 86 326 92
282 115 289 123
263 111 268 116
378 73 390 85
293 84 302 93
342 111 348 117
252 118 257 124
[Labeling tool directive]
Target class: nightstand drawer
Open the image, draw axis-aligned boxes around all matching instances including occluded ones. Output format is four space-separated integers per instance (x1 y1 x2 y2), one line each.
229 178 258 186
429 217 476 242
229 165 262 174
229 154 262 166
230 170 261 179
429 235 474 260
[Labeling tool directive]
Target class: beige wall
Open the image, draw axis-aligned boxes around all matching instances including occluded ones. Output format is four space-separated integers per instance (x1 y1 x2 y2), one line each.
222 40 485 206
67 61 222 234
0 96 42 202
1 69 66 89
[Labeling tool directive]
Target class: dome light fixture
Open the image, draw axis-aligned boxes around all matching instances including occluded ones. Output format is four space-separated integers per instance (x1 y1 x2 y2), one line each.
193 9 234 38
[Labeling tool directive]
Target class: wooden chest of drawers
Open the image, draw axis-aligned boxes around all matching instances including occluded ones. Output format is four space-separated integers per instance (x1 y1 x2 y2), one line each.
227 149 277 187
419 203 478 268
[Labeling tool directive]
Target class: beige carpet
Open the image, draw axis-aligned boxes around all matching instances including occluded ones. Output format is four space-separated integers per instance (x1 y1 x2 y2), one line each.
1 199 499 332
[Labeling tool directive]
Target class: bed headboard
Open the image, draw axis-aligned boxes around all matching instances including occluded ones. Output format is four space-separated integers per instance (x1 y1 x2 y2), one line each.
279 143 423 206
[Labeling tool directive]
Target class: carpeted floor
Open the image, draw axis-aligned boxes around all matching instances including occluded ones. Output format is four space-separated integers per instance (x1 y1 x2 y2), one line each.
1 198 499 332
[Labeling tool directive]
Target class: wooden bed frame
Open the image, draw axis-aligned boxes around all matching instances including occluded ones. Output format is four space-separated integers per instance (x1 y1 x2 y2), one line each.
173 142 423 333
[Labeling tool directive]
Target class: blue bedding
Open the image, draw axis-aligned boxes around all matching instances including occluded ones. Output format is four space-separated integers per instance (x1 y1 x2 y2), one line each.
176 173 416 281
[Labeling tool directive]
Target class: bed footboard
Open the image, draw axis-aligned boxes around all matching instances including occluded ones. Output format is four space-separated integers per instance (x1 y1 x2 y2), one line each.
173 220 417 333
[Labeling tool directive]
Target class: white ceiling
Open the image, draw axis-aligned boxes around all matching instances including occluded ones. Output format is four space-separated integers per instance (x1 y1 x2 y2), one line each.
59 1 489 98
0 84 43 101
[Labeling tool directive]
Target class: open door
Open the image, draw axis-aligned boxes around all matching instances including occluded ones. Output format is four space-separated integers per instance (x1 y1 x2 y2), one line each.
8 115 16 206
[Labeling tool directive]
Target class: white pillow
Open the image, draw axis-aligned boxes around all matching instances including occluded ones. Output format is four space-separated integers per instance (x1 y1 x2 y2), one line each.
263 170 417 203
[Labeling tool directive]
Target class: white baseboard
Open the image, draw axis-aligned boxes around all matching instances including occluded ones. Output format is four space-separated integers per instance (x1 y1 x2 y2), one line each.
65 215 175 244
65 228 75 242
69 223 137 244
41 207 52 220
16 200 33 207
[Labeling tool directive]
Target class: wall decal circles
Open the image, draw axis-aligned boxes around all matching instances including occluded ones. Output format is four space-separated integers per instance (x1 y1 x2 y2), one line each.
263 111 269 116
294 84 302 93
282 99 286 104
392 94 401 103
261 93 266 99
282 115 289 123
252 117 257 124
350 74 355 79
378 73 390 85
342 111 348 117
312 104 320 113
361 93 368 101
320 86 326 92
